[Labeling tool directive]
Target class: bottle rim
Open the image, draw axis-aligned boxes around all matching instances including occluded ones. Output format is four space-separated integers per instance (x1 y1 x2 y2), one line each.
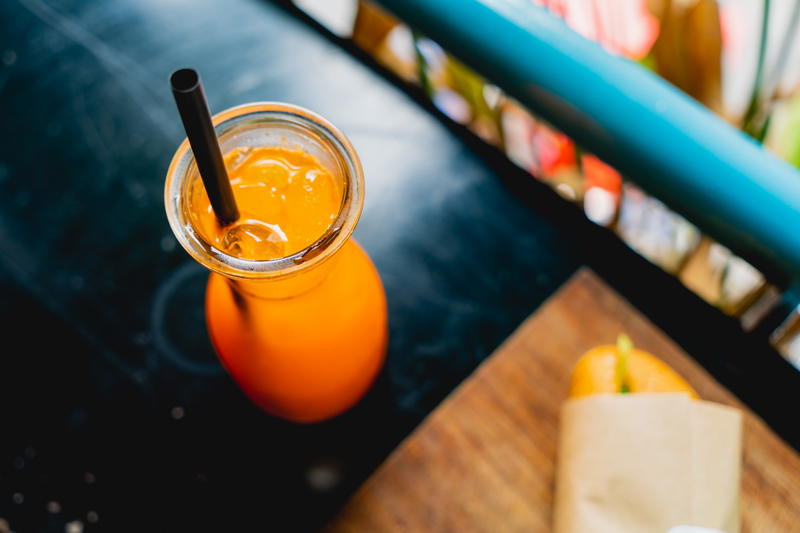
164 102 364 279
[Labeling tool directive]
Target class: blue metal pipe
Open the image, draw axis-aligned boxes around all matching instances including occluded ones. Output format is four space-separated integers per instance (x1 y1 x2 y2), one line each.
375 0 800 284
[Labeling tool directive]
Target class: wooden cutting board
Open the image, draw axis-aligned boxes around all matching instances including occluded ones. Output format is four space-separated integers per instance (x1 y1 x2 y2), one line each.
327 269 800 532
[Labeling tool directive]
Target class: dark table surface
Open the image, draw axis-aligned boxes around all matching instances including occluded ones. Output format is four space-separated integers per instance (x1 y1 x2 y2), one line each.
1 1 798 532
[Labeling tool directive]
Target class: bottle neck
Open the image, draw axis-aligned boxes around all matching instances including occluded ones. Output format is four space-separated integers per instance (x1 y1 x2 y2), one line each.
221 245 342 300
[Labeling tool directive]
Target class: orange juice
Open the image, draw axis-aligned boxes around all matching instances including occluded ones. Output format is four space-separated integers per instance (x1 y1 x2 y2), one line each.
205 239 386 422
190 146 342 260
165 102 387 423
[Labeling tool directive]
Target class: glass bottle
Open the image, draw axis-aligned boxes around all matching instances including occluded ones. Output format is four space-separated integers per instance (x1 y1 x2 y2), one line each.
165 102 387 423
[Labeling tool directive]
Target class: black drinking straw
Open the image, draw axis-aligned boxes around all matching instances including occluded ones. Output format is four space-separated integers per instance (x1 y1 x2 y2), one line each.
170 68 239 226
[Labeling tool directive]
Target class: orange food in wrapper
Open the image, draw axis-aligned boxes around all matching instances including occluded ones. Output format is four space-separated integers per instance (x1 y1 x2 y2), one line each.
553 336 742 533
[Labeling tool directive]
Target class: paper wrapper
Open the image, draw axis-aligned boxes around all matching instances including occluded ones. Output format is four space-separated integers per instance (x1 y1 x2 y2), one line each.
553 394 742 533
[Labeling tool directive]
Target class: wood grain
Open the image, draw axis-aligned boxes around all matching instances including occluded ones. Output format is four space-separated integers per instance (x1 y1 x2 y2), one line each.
327 269 800 532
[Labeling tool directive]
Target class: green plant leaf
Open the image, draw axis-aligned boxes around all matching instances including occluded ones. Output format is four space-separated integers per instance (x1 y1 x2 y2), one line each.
616 334 633 394
444 55 505 148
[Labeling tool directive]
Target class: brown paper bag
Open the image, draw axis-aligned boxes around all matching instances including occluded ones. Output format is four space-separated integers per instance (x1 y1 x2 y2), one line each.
553 394 742 533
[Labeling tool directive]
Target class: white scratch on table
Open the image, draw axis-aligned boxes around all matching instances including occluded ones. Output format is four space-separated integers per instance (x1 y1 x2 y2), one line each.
16 0 173 134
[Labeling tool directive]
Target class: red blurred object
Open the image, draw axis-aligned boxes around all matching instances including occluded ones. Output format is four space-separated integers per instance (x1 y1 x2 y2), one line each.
583 153 622 194
533 126 576 175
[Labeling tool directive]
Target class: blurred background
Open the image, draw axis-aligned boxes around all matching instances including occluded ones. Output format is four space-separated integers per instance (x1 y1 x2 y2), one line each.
297 0 800 365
